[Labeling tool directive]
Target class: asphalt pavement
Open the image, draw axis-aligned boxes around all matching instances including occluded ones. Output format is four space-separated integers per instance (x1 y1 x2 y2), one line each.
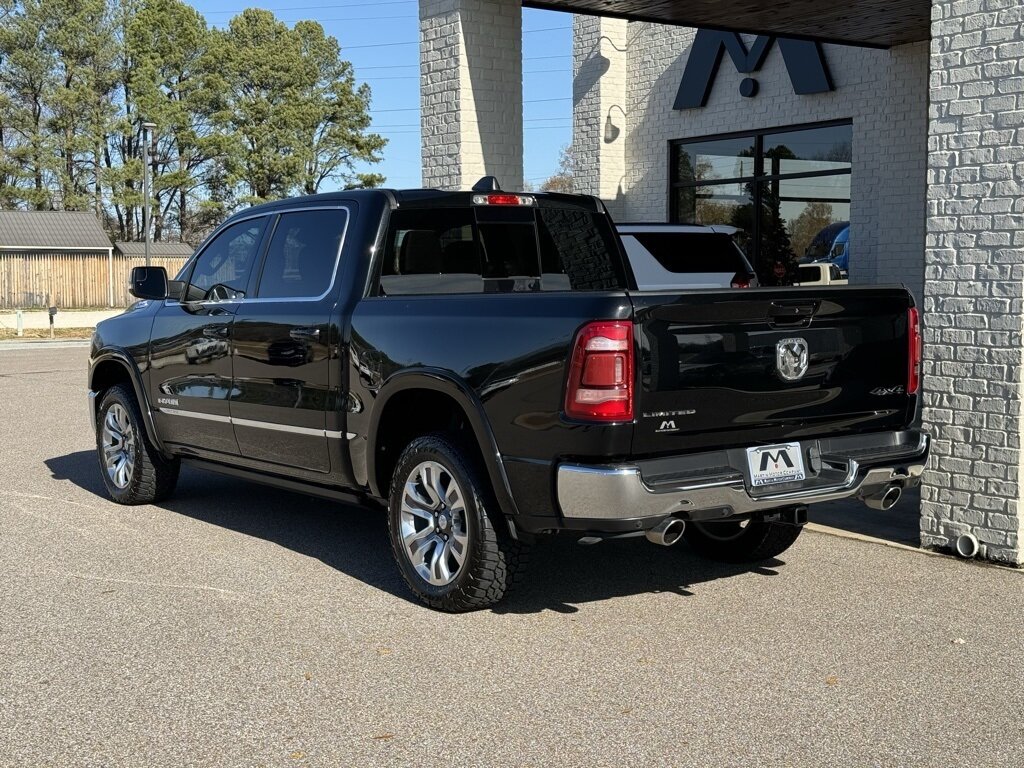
1 346 1022 767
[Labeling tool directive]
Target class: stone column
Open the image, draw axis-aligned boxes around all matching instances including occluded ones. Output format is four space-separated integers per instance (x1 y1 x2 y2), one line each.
920 0 1024 565
572 15 628 218
419 0 523 191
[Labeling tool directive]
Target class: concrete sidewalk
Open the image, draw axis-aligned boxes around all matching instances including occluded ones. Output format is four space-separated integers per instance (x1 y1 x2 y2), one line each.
0 308 124 331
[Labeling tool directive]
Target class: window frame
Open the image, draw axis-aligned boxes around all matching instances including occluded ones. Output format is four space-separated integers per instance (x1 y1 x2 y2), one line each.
172 214 271 306
170 205 352 306
251 206 352 302
667 119 853 273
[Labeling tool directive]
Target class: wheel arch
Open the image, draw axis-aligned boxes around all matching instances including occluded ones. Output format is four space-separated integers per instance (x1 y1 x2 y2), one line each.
89 349 167 455
367 370 521 521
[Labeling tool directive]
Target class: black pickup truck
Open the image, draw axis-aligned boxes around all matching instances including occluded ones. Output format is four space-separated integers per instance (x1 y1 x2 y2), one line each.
89 184 929 611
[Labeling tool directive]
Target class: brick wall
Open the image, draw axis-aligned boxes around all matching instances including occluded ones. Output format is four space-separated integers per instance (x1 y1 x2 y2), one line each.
573 21 929 301
572 15 628 218
420 0 523 190
920 0 1024 565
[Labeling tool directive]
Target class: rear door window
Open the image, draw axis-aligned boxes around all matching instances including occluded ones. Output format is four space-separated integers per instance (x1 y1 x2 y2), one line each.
256 209 349 299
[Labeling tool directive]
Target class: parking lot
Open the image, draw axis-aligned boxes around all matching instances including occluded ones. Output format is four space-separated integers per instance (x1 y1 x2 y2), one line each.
1 344 1022 767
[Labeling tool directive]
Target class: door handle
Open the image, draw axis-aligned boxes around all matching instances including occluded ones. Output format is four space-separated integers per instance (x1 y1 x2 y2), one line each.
203 325 229 338
290 327 320 342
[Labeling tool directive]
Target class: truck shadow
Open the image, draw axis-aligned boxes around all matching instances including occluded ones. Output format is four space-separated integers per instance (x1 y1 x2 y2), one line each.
47 450 784 615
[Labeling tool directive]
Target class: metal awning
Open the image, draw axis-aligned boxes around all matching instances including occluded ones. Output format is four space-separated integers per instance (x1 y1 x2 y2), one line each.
523 0 930 47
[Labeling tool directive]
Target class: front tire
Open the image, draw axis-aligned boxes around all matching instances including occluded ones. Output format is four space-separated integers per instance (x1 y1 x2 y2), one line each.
387 434 527 612
96 384 180 504
683 516 802 562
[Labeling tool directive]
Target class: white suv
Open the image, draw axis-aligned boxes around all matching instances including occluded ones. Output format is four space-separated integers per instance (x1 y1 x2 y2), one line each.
617 223 759 290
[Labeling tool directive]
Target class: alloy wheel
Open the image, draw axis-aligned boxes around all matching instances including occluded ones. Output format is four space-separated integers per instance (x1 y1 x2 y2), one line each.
102 403 137 490
399 460 470 586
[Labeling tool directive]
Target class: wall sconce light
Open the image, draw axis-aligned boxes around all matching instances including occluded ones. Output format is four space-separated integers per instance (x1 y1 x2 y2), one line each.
604 104 627 144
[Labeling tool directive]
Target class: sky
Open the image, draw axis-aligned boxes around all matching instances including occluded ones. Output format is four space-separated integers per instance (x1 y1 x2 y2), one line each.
187 1 573 191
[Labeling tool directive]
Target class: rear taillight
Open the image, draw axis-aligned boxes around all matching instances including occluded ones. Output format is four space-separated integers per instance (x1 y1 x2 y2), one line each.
908 306 922 395
565 321 634 422
731 271 754 289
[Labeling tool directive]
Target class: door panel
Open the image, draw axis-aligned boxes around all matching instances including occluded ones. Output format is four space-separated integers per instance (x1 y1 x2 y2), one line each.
148 216 268 455
230 305 335 472
229 207 350 473
149 302 239 454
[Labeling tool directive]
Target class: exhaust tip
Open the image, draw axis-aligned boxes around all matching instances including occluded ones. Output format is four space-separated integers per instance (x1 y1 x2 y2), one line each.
880 486 902 510
646 518 686 547
864 485 903 511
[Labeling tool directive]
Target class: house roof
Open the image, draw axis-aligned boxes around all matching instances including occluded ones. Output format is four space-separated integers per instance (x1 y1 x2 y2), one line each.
0 210 112 250
114 241 194 257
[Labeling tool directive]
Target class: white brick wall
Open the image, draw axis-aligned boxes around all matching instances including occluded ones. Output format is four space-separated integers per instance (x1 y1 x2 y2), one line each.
572 15 628 219
573 21 929 301
420 0 523 190
921 0 1024 565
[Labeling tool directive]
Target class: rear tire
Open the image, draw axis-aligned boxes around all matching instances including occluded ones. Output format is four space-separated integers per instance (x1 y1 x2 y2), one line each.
683 516 802 562
96 384 180 505
387 433 528 612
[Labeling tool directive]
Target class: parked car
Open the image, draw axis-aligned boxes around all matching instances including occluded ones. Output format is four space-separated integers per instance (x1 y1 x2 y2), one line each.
88 183 928 611
795 262 849 286
617 223 758 289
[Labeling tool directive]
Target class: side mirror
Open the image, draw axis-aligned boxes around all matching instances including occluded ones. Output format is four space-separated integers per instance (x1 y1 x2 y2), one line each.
129 266 168 300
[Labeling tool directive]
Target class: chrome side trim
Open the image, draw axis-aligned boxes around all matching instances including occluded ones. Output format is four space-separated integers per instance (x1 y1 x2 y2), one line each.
232 416 326 437
159 407 231 424
556 437 929 522
158 406 354 439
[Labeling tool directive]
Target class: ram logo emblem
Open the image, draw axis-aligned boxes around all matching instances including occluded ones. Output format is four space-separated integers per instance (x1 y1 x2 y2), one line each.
776 338 809 381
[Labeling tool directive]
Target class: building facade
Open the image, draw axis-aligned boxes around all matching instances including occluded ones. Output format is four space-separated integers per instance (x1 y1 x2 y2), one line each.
573 18 929 302
418 0 1024 566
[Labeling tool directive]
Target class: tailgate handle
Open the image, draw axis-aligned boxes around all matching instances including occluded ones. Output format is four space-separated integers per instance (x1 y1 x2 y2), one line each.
768 301 819 327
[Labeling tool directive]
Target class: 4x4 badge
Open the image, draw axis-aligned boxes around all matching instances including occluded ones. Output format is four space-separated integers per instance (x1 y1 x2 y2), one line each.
776 338 809 381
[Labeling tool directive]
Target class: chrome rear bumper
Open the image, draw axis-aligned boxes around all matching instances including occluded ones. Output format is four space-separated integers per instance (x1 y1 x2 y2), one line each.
556 430 928 524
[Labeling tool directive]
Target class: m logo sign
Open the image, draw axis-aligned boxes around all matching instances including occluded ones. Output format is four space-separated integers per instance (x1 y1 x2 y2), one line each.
759 449 794 473
674 30 834 110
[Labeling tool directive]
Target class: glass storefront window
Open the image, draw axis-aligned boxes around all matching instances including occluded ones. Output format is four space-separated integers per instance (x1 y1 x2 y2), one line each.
670 122 852 286
673 137 756 184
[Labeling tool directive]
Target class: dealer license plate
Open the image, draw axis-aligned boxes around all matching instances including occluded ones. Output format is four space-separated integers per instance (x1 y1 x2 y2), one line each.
746 442 806 487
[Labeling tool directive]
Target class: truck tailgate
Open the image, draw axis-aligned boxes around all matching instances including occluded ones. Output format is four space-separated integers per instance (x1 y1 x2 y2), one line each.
630 287 916 457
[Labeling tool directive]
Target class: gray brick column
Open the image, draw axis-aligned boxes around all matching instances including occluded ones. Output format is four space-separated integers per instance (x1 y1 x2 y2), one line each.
920 0 1024 565
572 15 628 218
419 0 523 191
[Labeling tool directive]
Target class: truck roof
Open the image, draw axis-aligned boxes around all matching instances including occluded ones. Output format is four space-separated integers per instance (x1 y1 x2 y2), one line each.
230 188 604 217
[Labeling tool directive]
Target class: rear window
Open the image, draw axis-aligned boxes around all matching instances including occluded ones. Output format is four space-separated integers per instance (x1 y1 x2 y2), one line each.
378 204 626 295
628 232 748 274
798 265 821 283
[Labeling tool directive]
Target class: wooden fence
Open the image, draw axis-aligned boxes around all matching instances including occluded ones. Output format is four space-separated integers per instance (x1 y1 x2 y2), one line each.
0 251 190 309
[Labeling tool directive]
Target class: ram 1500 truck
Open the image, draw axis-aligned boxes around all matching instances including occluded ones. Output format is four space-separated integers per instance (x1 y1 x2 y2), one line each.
88 184 929 611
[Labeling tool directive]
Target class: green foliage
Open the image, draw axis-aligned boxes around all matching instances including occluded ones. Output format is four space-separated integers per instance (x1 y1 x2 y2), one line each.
0 0 385 240
540 144 573 193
